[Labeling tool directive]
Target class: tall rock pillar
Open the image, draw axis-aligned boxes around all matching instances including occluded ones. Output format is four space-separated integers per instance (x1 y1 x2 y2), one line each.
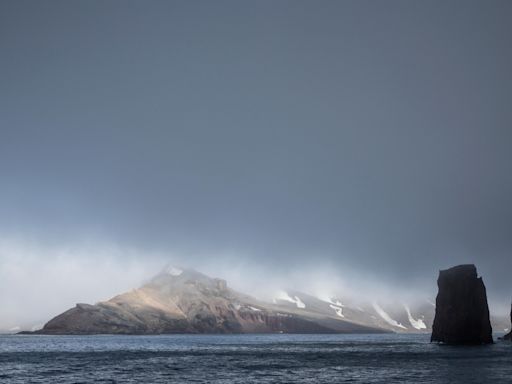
431 264 493 345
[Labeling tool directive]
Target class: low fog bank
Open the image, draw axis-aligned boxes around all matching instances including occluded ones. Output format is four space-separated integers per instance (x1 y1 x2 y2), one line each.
1 238 509 332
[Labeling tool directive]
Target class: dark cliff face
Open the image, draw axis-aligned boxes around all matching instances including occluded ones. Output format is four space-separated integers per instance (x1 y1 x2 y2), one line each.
431 264 493 345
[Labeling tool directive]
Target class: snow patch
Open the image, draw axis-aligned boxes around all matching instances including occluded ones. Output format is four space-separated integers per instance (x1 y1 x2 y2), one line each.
329 304 345 318
275 291 306 309
372 302 407 329
404 304 427 330
165 266 183 276
321 296 345 318
294 296 306 308
318 295 344 307
329 299 343 307
248 306 261 312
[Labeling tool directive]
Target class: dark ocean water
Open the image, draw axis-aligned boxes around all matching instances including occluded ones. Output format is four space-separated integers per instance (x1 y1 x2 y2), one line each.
1 333 511 383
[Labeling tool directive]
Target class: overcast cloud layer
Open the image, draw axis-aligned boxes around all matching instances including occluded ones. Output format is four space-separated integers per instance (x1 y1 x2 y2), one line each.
1 1 512 328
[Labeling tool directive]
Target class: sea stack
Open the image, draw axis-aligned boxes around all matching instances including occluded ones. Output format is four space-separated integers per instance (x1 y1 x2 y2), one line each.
431 264 493 345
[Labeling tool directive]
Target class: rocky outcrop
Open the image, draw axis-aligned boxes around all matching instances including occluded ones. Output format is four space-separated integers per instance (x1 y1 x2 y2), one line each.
34 268 386 335
431 264 493 345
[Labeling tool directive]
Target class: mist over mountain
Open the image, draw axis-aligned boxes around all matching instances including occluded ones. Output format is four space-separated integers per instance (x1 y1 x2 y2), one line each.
1 238 510 334
34 267 387 335
9 265 508 335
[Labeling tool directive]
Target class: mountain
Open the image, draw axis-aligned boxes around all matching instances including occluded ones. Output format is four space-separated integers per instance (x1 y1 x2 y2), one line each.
34 267 386 335
274 289 434 333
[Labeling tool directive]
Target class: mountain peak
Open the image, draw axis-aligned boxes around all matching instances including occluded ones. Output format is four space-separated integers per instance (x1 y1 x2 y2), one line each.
149 266 228 293
164 265 183 276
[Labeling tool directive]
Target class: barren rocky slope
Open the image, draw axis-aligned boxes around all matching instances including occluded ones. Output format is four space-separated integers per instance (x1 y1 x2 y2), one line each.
36 268 385 334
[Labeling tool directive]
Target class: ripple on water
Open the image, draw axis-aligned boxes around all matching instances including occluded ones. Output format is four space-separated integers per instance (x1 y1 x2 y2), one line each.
0 334 511 383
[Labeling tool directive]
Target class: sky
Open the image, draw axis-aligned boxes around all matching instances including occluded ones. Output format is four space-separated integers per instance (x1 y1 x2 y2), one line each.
1 0 512 328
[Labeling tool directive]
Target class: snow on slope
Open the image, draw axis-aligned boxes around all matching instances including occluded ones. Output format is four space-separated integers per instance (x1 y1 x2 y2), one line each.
275 291 306 308
329 304 344 318
165 266 183 276
372 302 407 329
319 296 345 318
404 304 427 330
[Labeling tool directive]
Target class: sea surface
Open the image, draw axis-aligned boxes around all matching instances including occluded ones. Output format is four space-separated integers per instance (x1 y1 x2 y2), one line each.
1 333 511 383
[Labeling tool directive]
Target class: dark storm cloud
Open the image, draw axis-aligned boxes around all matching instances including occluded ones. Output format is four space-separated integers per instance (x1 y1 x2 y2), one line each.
1 1 512 300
